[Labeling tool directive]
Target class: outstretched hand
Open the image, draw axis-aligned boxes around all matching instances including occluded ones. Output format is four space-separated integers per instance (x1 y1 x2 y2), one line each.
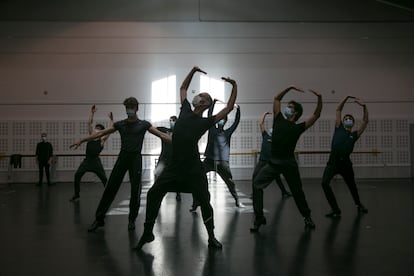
308 89 321 96
221 77 236 85
91 105 97 113
355 99 366 106
288 85 305 93
108 112 113 121
193 66 207 75
69 140 81 150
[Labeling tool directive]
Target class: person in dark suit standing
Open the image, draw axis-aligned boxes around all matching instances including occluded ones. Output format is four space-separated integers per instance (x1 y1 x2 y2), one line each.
36 132 53 186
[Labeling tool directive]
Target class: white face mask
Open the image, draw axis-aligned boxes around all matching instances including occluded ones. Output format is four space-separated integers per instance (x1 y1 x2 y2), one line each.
126 109 136 117
284 107 294 119
41 136 47 142
343 119 354 128
169 121 175 129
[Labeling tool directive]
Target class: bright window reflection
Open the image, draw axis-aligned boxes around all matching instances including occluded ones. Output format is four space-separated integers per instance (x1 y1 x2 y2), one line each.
199 75 226 152
200 75 225 103
151 75 177 122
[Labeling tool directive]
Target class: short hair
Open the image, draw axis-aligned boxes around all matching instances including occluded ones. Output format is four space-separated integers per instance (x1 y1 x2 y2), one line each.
289 100 303 121
343 114 355 122
205 94 213 106
41 132 47 137
123 97 139 108
170 116 177 121
95 124 105 130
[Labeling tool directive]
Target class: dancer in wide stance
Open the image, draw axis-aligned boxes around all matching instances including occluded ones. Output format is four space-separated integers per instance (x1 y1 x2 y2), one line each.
135 66 237 250
322 95 369 218
251 86 322 232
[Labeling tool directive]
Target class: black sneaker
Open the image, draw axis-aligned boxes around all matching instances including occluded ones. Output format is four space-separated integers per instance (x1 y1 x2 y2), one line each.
88 220 105 232
176 193 181 201
250 216 267 232
208 237 223 249
357 204 368 214
69 195 80 202
325 210 341 218
304 217 316 229
134 232 155 250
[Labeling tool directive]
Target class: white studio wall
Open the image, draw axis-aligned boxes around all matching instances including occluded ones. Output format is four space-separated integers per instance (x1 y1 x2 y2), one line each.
0 21 413 182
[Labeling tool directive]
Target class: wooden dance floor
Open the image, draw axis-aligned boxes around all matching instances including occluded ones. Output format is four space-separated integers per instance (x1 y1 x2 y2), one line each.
0 178 413 276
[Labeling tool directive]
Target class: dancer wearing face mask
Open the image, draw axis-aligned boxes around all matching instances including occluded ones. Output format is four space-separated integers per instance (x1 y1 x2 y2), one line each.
251 111 291 199
322 96 369 218
69 105 113 202
155 115 181 201
70 97 171 232
135 66 237 250
251 86 322 232
36 133 54 186
189 99 241 211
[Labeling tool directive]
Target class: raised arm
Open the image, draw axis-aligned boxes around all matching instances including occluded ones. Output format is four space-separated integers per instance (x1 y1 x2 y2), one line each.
336 96 356 127
227 104 241 133
70 126 116 150
355 99 369 137
259 112 271 133
273 85 304 116
305 89 323 129
208 99 218 117
180 66 207 104
148 126 172 143
88 105 97 135
101 112 114 144
213 77 238 123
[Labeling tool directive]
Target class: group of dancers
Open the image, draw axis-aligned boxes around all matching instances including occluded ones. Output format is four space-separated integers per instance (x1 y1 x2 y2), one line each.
70 66 369 250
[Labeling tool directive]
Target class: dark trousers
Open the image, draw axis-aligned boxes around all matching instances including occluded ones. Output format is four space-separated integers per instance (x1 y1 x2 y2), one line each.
145 166 215 236
253 160 311 218
95 152 142 222
203 158 238 200
73 157 107 196
321 159 362 212
252 160 289 195
38 162 51 185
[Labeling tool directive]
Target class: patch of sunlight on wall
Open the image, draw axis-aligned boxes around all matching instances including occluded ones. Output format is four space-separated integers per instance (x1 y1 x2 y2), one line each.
151 75 177 123
199 75 226 151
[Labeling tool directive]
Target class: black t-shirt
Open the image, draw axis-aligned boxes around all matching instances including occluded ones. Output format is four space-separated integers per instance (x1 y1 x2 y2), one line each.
329 123 359 160
271 112 306 160
171 99 215 170
85 140 103 159
36 141 53 163
113 119 151 154
157 126 173 163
